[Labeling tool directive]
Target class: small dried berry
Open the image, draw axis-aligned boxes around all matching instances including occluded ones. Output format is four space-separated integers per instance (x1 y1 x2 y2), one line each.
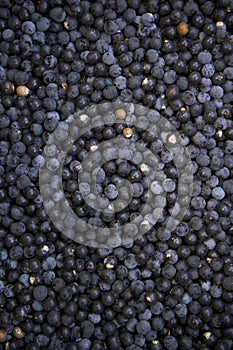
123 127 133 138
0 329 7 342
13 326 25 339
115 108 126 120
177 22 189 35
16 86 29 97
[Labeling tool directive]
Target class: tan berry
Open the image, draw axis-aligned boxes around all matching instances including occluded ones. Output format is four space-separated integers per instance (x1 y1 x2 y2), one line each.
13 327 25 339
177 22 189 35
123 127 133 138
0 329 7 342
16 86 29 97
115 108 126 120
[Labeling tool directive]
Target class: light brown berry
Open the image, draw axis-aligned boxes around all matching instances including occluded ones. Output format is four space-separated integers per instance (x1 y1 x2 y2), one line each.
13 327 25 339
123 127 133 138
177 22 189 36
0 329 7 342
115 108 126 120
16 86 29 97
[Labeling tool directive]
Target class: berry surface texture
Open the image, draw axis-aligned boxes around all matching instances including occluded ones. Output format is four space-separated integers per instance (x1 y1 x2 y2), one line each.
0 0 233 350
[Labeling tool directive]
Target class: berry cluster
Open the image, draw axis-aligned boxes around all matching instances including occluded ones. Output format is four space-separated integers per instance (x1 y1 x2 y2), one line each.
0 0 233 349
